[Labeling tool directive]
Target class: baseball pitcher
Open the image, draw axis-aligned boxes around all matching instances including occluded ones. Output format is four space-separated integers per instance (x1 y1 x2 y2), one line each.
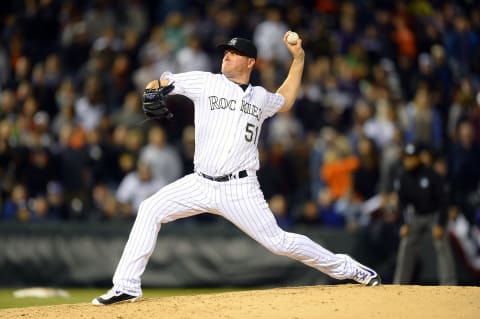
92 32 381 306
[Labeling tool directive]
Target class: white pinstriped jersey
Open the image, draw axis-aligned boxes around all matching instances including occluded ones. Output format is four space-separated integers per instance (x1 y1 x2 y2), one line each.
161 71 285 176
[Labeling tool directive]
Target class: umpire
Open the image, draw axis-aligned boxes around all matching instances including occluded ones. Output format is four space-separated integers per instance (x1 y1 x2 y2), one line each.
393 143 457 285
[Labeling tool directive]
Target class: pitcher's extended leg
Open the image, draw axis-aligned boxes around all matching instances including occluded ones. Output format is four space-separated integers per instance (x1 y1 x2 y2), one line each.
112 174 208 296
217 177 379 284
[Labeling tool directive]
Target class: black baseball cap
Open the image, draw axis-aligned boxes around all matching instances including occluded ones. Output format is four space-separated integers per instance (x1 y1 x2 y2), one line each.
217 37 257 59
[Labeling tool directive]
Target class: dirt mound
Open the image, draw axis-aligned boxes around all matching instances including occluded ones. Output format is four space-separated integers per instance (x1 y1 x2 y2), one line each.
2 285 478 319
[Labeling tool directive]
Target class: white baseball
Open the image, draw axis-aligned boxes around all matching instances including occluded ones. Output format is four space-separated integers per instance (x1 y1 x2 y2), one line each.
287 32 299 44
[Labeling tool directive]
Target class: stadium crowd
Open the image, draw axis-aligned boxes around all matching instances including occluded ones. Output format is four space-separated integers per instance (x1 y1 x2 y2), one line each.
0 0 479 255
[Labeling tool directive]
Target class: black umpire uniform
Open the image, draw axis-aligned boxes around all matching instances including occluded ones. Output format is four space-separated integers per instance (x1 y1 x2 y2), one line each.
392 144 457 285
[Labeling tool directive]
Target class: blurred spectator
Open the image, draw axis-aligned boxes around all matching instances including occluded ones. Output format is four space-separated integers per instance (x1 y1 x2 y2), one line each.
16 96 40 147
295 57 330 132
51 123 89 219
20 146 56 197
410 53 436 98
431 44 454 116
5 55 31 90
321 73 355 129
84 127 117 186
133 25 176 93
471 92 480 142
257 144 285 201
320 135 359 202
110 91 146 129
162 11 188 54
353 136 379 201
443 14 479 78
27 111 53 148
52 100 75 137
295 200 323 226
309 127 337 202
90 182 121 221
359 23 383 63
253 5 289 64
124 127 145 155
139 125 182 184
74 75 106 132
176 35 211 72
29 195 55 222
0 120 15 205
60 3 91 74
1 183 30 222
0 89 17 121
447 77 476 140
117 152 137 184
34 53 63 111
317 189 345 228
253 5 290 91
0 43 9 87
391 9 417 59
178 125 195 175
378 126 404 194
106 52 134 108
347 98 372 156
269 193 293 230
316 188 346 227
332 2 359 55
448 119 480 224
363 98 396 149
399 85 443 149
120 1 148 37
84 1 116 42
107 125 131 184
46 181 68 220
267 110 303 152
115 160 167 217
342 135 380 230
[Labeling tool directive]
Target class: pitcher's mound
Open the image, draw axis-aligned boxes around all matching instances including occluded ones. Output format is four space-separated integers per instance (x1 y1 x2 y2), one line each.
3 285 479 319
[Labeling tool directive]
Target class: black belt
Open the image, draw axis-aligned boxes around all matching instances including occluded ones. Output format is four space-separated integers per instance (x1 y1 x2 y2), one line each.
198 170 248 182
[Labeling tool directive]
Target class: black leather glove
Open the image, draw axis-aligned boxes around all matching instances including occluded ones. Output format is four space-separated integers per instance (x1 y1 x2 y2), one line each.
142 82 175 119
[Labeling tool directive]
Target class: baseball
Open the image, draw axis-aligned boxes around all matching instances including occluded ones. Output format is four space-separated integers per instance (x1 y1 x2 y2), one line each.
287 32 299 44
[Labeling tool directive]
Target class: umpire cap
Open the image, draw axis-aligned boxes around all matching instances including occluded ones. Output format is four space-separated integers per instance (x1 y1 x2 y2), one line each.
217 37 257 59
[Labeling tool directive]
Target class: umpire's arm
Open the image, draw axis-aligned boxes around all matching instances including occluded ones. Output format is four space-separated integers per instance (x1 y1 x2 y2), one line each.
277 32 305 113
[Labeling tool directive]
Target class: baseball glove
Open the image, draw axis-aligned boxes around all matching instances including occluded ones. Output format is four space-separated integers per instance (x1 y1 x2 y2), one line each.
142 82 175 120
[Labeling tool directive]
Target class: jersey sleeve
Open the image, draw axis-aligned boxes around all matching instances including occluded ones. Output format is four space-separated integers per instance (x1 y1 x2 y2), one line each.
160 71 208 101
262 91 285 119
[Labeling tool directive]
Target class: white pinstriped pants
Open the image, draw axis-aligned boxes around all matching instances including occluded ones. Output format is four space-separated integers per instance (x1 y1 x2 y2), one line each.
113 173 357 296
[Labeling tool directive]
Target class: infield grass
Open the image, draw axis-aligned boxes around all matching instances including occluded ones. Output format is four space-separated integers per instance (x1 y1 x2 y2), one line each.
0 287 246 309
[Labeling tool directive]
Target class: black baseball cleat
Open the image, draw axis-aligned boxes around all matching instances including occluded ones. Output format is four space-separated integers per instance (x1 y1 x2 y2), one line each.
366 274 382 286
91 289 140 306
351 260 382 286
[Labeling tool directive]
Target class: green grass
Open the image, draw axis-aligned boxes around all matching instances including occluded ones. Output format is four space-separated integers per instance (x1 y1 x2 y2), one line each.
0 287 245 309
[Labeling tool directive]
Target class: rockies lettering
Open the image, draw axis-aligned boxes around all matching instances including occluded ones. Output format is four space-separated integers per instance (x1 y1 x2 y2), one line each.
240 100 261 120
208 96 236 110
208 95 262 121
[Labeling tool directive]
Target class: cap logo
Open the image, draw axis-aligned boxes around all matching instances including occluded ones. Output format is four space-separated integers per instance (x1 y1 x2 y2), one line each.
229 38 238 46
